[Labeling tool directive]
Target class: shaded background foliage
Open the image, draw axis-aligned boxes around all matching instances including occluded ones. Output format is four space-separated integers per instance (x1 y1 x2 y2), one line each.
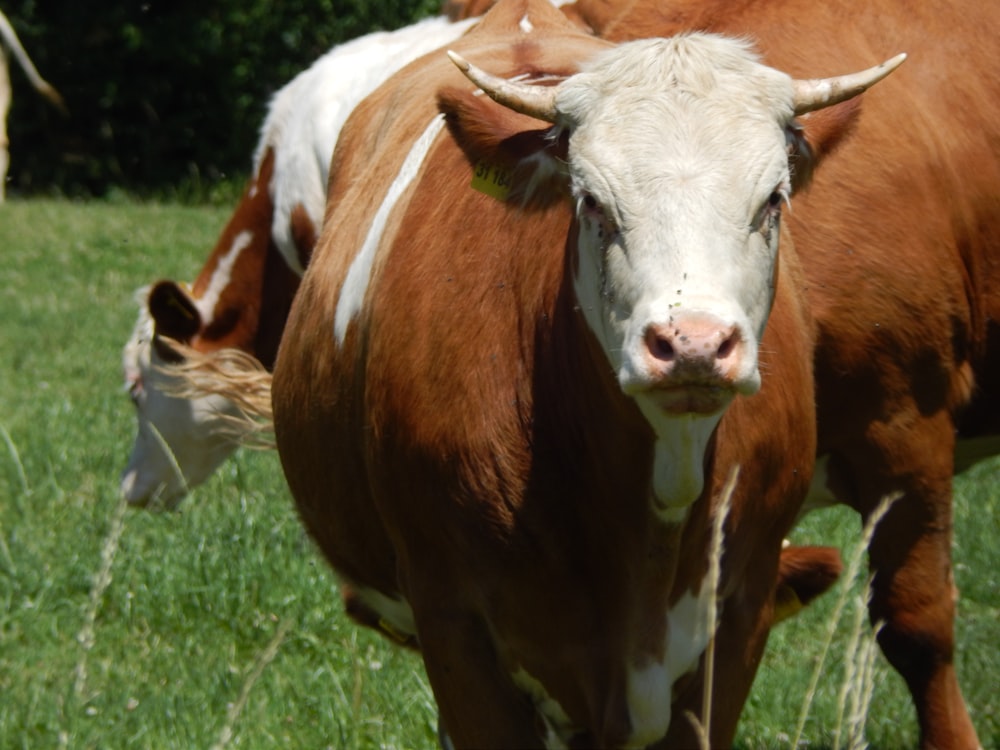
4 0 441 199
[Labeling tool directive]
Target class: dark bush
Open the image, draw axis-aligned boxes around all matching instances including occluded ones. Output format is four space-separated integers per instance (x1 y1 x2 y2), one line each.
3 0 440 199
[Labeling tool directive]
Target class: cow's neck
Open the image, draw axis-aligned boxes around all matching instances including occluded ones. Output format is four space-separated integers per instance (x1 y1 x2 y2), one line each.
188 149 302 369
641 405 722 523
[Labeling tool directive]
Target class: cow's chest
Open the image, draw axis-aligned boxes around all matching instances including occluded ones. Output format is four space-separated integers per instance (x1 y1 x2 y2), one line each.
508 575 716 749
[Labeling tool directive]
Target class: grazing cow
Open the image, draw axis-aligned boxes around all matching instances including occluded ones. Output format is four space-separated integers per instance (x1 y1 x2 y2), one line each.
0 10 65 202
588 2 999 747
120 14 478 508
271 0 899 745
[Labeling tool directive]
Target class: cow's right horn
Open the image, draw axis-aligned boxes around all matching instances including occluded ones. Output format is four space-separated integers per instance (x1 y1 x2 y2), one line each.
448 50 560 123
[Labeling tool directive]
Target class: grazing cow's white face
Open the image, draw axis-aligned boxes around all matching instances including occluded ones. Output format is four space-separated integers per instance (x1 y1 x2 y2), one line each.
120 308 239 509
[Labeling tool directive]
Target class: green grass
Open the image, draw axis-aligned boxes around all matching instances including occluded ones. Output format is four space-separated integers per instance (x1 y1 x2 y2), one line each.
1 199 997 748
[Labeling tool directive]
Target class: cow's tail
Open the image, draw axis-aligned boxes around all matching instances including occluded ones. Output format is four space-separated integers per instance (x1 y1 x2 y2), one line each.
160 342 275 450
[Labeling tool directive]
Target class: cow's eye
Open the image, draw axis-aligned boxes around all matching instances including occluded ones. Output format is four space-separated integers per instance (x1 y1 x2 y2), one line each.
579 192 619 246
753 187 788 235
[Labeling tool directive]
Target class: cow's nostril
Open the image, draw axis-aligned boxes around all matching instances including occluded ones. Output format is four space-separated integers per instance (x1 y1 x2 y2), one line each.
717 333 737 360
645 328 676 361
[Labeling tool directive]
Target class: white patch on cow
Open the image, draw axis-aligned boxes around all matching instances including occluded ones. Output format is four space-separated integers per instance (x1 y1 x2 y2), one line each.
260 15 478 277
626 579 716 747
194 230 253 323
634 404 722 522
510 668 574 749
519 14 534 33
351 585 417 641
334 114 447 345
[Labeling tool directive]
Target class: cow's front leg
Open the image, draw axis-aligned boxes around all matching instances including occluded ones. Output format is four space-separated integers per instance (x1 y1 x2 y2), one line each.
415 606 546 750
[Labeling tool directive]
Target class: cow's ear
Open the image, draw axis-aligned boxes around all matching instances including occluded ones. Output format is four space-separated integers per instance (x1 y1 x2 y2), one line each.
439 85 569 208
148 280 201 343
787 97 862 193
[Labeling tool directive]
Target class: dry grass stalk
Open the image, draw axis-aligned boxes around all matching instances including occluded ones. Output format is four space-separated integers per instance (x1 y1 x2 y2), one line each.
73 490 130 697
142 420 192 512
790 493 899 748
210 617 293 750
832 588 884 750
686 464 740 750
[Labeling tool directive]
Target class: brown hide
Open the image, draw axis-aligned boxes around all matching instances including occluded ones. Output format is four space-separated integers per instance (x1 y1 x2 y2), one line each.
595 2 999 748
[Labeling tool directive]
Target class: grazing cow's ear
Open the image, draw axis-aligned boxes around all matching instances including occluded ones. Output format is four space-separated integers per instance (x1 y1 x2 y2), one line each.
148 280 201 343
439 85 569 208
787 98 862 193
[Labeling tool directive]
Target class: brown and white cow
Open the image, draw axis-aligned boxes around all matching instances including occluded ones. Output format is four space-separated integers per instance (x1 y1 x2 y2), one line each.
584 2 998 747
120 14 479 508
271 0 900 745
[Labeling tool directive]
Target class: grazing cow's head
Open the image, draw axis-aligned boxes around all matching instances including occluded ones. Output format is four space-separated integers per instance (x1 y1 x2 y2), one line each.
447 34 902 510
120 283 243 509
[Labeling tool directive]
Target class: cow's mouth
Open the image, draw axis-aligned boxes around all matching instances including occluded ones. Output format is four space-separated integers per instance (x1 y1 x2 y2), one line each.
650 384 734 416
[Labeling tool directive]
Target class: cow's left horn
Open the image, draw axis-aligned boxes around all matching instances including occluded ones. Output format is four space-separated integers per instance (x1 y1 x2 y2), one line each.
448 50 560 123
792 53 907 116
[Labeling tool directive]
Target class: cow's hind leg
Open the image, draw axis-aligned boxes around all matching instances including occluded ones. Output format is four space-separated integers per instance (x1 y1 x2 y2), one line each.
866 489 980 750
839 411 980 750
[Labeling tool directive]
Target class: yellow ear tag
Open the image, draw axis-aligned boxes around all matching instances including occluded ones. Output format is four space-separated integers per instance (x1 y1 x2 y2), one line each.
471 161 512 201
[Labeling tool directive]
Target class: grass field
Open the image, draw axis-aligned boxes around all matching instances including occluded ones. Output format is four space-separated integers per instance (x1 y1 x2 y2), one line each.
1 198 998 749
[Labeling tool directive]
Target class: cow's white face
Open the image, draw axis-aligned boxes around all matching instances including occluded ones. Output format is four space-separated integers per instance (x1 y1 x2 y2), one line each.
558 36 793 421
552 36 796 513
120 309 239 509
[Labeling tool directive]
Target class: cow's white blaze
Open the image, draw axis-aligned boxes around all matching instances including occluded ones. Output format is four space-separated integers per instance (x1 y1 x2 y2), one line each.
194 229 253 324
334 113 447 345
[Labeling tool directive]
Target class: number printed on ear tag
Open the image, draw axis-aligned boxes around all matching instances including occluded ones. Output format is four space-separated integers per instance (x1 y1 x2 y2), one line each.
471 161 512 201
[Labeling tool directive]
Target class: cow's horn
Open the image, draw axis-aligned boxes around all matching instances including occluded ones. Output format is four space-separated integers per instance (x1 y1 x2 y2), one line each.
792 53 907 116
448 50 560 123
